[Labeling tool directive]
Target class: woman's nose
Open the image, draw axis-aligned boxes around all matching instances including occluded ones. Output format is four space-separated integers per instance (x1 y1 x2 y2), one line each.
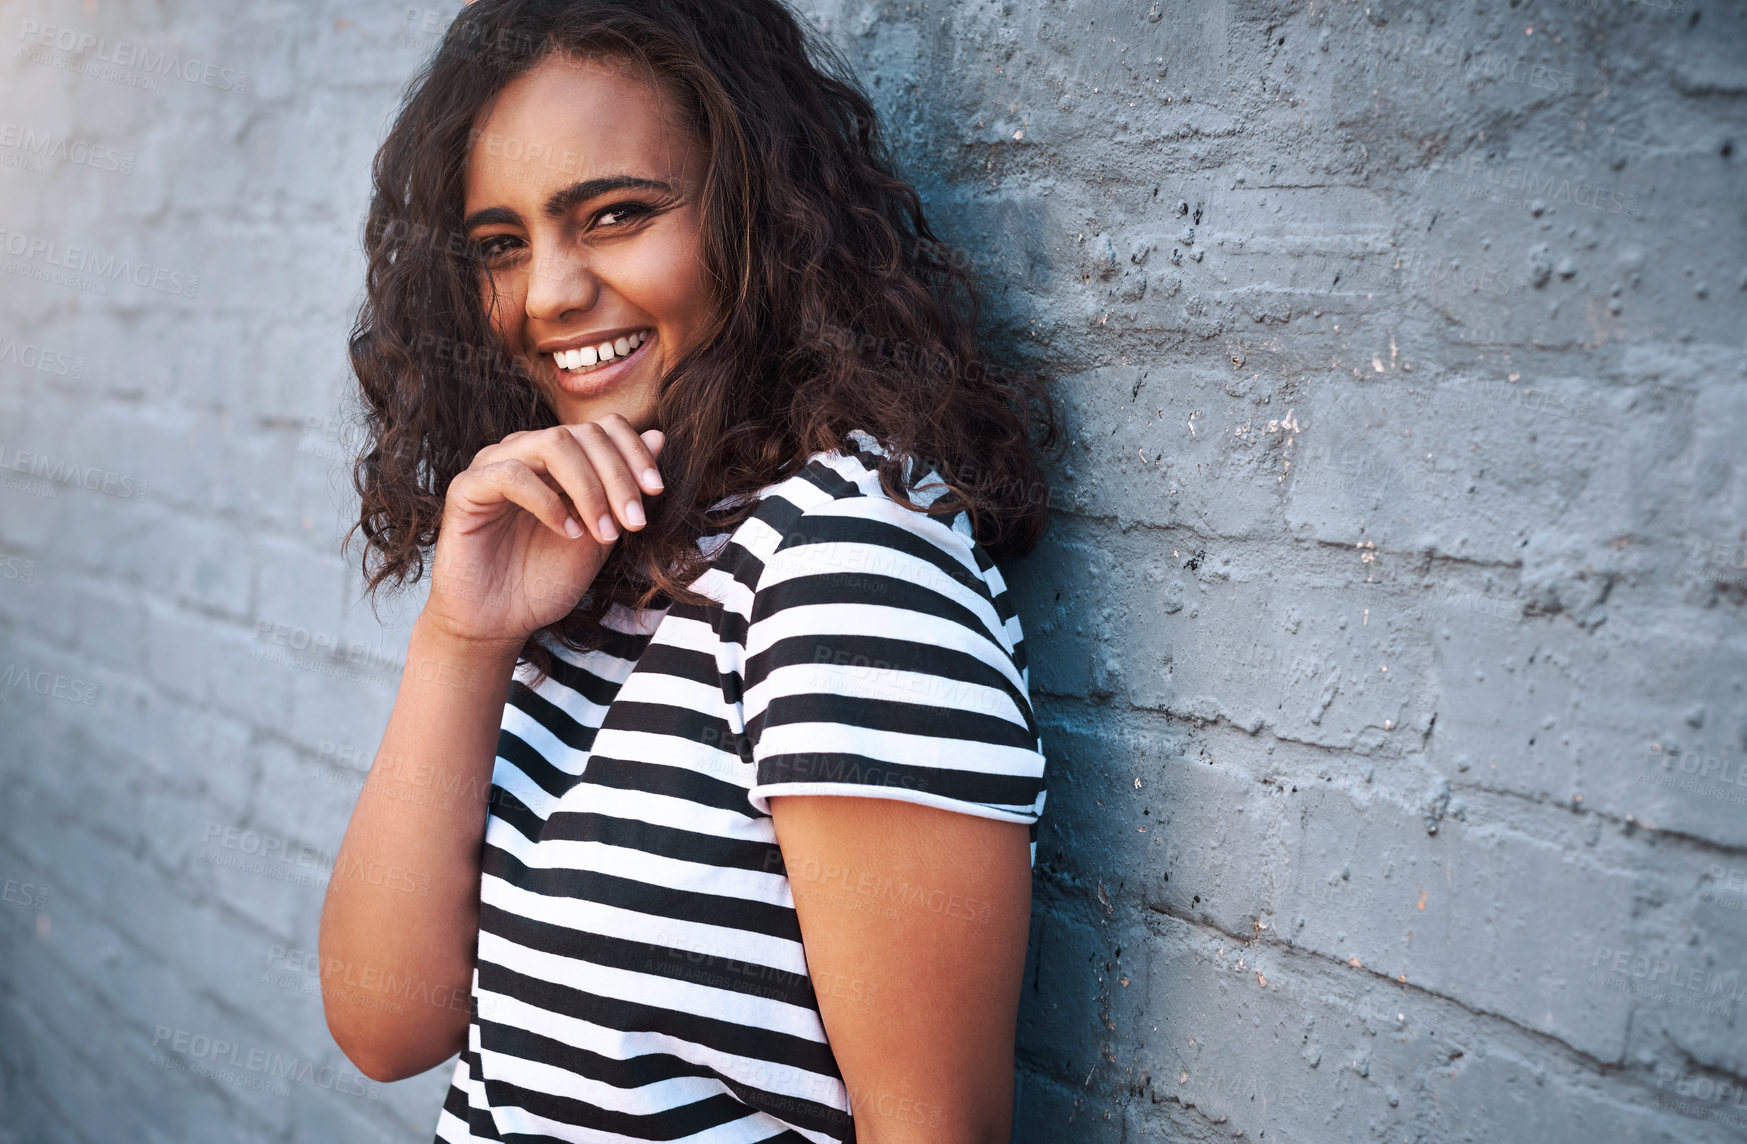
522 244 599 321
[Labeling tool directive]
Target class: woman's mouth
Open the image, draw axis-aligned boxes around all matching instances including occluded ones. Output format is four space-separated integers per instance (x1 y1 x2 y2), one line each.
550 329 652 376
543 328 654 396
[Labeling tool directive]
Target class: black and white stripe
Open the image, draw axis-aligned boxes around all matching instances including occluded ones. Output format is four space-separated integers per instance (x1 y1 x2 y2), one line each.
435 429 1048 1144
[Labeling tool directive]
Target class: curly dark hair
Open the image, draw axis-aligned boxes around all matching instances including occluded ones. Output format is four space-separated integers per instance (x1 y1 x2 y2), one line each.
346 0 1058 679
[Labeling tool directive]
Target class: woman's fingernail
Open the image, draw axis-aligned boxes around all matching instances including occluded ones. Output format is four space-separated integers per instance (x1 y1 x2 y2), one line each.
564 517 584 539
597 514 618 541
624 501 646 528
643 468 663 490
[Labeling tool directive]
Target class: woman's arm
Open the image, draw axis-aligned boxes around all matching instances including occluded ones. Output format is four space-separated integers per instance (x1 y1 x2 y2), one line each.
317 617 522 1082
319 417 665 1082
768 794 1034 1144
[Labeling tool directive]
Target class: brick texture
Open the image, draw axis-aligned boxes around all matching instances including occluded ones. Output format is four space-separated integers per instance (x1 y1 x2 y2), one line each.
0 1 1743 1141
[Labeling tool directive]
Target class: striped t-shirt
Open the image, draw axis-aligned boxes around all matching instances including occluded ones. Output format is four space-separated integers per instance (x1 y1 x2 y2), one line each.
433 428 1049 1144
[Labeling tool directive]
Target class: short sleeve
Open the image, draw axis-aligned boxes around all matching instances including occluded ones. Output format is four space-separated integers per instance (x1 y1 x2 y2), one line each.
742 495 1048 831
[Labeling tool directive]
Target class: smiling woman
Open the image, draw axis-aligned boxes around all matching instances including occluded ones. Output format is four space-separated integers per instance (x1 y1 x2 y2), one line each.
461 55 715 431
320 2 1058 1143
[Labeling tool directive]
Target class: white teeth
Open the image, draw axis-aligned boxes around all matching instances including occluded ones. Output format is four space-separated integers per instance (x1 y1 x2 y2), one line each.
552 331 650 373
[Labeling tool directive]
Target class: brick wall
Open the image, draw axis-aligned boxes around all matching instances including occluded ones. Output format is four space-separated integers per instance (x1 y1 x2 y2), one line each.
0 0 1743 1141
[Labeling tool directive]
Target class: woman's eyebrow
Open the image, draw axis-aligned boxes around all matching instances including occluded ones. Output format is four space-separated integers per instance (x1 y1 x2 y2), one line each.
463 206 522 230
462 176 677 232
542 175 676 219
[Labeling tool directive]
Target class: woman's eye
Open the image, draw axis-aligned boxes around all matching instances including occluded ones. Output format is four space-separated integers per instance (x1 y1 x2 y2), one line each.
475 235 521 260
595 202 652 229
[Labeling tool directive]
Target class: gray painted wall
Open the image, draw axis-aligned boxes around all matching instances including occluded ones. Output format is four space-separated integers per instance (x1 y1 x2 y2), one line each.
0 0 1742 1141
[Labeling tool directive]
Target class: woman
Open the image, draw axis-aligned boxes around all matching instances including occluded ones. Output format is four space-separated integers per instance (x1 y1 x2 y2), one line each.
319 1 1057 1140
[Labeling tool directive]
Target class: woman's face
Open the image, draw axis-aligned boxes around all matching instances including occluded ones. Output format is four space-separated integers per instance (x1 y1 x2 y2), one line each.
463 53 716 431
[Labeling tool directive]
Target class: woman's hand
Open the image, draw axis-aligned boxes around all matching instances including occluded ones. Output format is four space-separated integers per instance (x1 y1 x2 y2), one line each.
422 413 665 648
323 417 664 1081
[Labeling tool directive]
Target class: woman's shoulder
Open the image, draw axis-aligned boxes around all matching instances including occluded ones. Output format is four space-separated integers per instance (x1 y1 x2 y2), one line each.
690 428 1025 666
726 430 983 575
733 428 1025 648
752 428 963 529
737 431 1043 829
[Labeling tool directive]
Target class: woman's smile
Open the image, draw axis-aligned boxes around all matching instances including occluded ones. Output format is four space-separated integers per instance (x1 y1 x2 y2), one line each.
462 55 715 430
538 326 655 397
